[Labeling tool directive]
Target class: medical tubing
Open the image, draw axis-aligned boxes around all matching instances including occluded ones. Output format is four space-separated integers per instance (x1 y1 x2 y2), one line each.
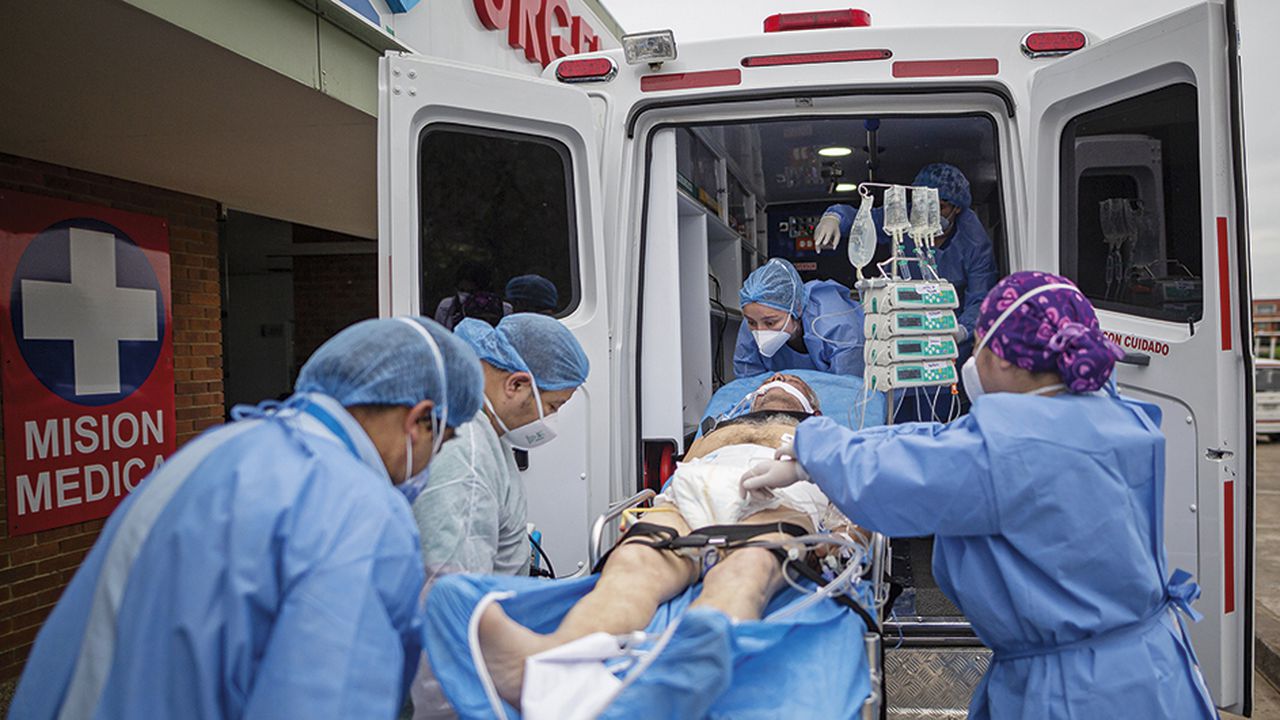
599 614 685 710
807 307 863 348
529 533 556 578
766 554 866 624
468 591 518 720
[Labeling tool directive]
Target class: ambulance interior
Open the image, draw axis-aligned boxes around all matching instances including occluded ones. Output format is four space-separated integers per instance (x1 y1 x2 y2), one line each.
639 114 1008 630
638 96 1205 632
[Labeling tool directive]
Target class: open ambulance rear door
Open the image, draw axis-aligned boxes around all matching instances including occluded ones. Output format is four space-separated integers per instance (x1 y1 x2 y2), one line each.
1027 2 1253 712
377 56 613 575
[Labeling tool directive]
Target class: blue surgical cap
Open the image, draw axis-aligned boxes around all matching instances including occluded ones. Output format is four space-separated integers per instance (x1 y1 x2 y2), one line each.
505 274 559 311
739 258 808 317
913 163 972 211
296 317 483 428
455 314 589 391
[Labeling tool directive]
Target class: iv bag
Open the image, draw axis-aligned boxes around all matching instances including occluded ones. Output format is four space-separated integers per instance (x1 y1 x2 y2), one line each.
848 192 877 269
909 187 930 235
925 188 943 237
882 185 910 233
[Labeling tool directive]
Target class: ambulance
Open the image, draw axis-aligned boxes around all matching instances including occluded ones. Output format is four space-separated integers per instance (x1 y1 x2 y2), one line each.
377 2 1256 713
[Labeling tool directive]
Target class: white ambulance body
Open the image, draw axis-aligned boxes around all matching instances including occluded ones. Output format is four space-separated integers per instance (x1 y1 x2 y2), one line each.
378 2 1256 713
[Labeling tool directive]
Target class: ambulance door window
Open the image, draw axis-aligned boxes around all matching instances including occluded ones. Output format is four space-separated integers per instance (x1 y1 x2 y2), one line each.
1058 84 1203 323
418 124 580 328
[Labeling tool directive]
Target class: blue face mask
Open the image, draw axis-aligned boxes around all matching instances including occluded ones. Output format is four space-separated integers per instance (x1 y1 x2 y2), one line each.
939 212 953 234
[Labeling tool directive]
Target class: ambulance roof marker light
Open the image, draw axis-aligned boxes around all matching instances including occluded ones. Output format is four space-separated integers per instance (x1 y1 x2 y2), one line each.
556 57 617 83
763 9 872 33
1021 31 1087 58
622 30 678 69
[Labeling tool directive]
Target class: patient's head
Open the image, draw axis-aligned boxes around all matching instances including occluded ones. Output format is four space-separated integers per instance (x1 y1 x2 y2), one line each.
750 373 821 415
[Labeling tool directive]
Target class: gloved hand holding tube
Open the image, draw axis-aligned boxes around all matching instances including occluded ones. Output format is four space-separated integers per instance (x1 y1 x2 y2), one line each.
739 435 810 498
812 214 843 253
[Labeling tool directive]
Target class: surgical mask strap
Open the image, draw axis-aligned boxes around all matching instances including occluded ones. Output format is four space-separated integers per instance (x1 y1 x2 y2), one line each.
975 283 1084 356
484 371 543 433
395 317 449 461
754 381 815 414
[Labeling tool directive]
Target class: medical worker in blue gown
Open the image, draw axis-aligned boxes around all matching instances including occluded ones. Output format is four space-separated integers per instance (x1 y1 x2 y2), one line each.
412 314 589 577
815 163 998 420
734 257 866 377
10 317 484 720
742 271 1218 720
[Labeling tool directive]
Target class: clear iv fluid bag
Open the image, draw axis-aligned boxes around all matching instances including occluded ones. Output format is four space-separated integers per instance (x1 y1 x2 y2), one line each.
909 187 930 235
848 193 877 269
883 185 910 234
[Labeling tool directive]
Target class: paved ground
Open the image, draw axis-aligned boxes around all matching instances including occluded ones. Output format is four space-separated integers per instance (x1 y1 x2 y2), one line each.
1243 440 1280 718
1258 441 1280 623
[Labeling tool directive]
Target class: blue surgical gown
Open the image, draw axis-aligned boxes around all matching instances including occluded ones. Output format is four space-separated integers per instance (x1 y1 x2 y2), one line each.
733 279 865 378
824 204 998 357
794 391 1218 719
10 393 425 720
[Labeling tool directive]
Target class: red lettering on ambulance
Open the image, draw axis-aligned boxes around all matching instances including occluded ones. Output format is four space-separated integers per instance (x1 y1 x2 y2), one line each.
572 15 599 53
473 0 511 29
539 0 573 64
509 0 545 65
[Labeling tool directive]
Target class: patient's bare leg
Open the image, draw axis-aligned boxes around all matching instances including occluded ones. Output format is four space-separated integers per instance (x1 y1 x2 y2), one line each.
478 510 697 706
690 507 812 621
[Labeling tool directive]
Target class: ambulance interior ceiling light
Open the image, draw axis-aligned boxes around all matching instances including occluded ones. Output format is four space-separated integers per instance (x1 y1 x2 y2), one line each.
818 146 853 157
763 9 872 33
622 30 678 66
835 183 858 193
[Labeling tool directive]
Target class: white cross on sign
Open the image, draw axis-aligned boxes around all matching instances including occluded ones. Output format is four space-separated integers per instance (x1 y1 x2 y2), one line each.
20 227 159 396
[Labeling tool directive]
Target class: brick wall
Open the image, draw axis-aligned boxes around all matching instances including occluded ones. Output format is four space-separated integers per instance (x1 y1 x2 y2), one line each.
292 231 377 378
0 153 224 685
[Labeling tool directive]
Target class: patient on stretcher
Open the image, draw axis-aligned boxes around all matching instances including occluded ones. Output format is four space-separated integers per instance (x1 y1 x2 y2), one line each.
476 373 855 707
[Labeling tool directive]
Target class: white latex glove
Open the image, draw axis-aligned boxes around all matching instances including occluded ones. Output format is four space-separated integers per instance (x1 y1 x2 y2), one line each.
813 214 843 253
739 438 810 498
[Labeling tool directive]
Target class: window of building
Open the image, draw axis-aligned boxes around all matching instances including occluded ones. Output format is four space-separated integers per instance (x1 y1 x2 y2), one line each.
1059 84 1202 323
1257 303 1277 315
418 125 579 327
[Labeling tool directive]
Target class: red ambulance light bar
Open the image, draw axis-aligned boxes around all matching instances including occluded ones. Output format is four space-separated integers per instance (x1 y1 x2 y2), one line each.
742 48 891 68
640 68 742 92
1021 31 1087 58
556 57 617 83
763 9 871 33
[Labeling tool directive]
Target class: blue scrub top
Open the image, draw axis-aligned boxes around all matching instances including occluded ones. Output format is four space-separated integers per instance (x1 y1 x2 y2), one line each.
733 279 866 378
10 394 425 720
794 391 1217 719
825 203 998 358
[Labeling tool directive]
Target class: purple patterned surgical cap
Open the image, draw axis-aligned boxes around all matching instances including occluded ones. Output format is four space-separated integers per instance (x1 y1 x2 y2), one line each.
975 271 1124 393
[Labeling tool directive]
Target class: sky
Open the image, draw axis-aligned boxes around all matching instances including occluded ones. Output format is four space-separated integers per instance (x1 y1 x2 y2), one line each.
605 0 1280 297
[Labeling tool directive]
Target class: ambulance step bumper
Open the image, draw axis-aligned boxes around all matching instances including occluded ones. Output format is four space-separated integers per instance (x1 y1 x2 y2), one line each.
885 646 990 719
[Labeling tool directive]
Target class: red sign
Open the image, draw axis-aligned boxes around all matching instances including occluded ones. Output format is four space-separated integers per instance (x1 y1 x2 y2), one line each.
0 191 175 535
474 0 600 67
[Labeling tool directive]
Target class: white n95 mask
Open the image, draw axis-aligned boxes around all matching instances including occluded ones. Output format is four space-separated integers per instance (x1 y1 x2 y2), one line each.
487 380 559 450
752 317 794 358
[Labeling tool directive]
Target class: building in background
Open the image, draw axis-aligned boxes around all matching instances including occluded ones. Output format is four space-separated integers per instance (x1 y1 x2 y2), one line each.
0 0 621 699
1255 298 1280 358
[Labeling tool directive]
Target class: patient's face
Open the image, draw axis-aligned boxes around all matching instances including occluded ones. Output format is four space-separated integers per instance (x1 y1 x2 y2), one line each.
750 373 820 414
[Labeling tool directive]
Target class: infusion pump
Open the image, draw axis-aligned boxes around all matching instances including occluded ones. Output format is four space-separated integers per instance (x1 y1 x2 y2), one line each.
860 278 961 390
